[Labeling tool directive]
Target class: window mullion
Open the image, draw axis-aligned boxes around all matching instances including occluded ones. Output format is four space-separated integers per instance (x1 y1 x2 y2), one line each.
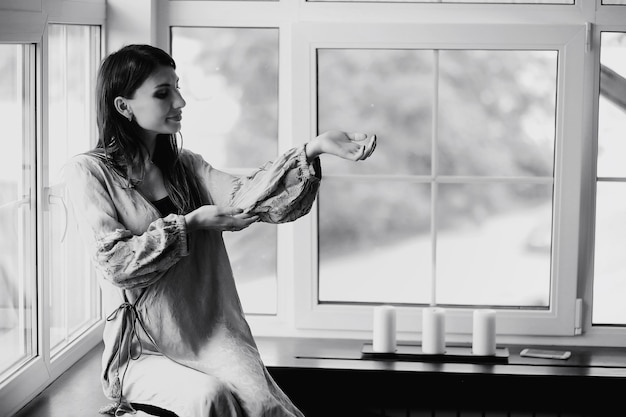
430 49 440 308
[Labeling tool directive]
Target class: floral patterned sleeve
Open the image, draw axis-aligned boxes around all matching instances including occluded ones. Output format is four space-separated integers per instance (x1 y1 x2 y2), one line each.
63 155 189 290
240 146 322 224
190 146 322 224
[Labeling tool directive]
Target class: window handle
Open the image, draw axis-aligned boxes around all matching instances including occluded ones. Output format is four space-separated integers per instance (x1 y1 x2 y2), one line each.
48 193 68 243
0 195 30 211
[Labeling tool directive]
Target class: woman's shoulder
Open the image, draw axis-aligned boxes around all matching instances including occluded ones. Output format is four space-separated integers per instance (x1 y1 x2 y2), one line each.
63 151 121 183
179 147 203 160
65 151 104 170
178 147 212 169
65 151 102 171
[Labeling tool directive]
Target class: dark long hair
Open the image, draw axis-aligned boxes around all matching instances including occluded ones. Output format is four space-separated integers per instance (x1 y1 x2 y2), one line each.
92 44 203 214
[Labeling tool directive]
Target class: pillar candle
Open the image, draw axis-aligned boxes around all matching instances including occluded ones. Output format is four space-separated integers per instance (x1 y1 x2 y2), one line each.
472 309 497 356
422 307 446 354
372 305 397 353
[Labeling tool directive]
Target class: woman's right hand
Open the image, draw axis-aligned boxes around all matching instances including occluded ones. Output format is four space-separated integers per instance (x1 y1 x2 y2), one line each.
184 205 259 232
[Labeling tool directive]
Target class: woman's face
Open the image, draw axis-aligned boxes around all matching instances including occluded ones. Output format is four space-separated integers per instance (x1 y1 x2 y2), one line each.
124 65 186 136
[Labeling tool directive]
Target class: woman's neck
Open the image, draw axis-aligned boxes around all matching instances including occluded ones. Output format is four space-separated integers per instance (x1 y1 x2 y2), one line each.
139 131 158 163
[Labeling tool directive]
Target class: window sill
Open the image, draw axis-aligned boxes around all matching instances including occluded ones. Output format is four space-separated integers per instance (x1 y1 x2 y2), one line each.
258 336 626 416
257 336 626 375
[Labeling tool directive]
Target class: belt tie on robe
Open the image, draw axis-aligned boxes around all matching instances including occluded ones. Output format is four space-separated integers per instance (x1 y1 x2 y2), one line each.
102 301 148 416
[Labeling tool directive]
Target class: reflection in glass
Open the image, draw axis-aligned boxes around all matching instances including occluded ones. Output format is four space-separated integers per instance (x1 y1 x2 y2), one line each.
437 183 552 307
172 27 279 314
319 181 431 304
0 44 35 380
438 50 557 177
318 49 433 176
48 24 102 355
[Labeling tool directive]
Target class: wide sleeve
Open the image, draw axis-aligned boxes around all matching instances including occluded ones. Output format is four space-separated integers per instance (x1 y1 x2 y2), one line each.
63 156 189 290
228 146 322 224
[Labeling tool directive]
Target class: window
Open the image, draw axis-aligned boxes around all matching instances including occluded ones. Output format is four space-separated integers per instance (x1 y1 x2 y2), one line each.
47 23 102 355
156 0 623 344
171 26 280 315
290 22 583 336
0 42 37 384
593 31 626 326
317 48 556 309
0 7 103 414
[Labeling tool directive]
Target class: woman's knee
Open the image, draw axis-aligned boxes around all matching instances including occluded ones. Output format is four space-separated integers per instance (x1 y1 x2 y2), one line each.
193 376 242 416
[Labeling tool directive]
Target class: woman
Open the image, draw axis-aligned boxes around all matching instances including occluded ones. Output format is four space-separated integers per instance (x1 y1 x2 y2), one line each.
64 44 376 417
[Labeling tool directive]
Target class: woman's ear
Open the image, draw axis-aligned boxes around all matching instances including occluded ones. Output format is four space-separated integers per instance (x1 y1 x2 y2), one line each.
114 96 133 121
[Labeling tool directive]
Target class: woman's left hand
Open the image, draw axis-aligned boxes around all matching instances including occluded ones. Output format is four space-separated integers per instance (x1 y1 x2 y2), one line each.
306 130 377 162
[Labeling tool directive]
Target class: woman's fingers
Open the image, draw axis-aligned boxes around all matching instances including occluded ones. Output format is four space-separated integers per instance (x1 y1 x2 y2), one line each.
358 134 377 161
226 212 259 232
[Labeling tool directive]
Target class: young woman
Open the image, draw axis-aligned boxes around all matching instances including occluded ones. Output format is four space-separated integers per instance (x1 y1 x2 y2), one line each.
64 44 376 417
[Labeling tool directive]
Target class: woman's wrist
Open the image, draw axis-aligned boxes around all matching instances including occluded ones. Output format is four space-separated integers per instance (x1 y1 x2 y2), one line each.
184 210 198 231
305 138 323 161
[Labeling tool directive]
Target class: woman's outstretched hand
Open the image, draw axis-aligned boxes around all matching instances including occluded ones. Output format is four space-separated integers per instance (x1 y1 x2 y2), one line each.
306 130 377 162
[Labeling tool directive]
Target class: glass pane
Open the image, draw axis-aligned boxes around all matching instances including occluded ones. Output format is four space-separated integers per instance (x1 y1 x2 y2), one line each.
602 0 626 4
48 24 101 354
172 27 279 315
597 32 626 178
223 223 277 315
318 49 433 176
437 183 552 306
319 180 432 303
594 33 626 326
171 27 279 168
438 50 557 177
593 182 626 325
0 44 36 380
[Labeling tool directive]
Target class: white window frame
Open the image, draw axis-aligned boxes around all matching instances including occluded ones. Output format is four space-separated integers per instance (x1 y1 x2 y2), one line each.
292 22 584 337
582 21 626 347
0 2 105 416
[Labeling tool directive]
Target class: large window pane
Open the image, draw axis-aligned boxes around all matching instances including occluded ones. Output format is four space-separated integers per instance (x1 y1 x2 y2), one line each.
318 49 433 176
437 183 552 306
0 44 36 381
47 24 102 354
594 32 626 326
171 27 279 314
319 181 431 303
438 50 557 177
317 47 556 307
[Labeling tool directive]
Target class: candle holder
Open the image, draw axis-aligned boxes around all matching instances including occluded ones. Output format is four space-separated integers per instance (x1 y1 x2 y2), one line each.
361 343 509 364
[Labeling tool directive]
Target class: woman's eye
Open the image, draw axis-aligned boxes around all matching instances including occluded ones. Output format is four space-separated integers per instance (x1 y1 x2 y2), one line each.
155 90 169 99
